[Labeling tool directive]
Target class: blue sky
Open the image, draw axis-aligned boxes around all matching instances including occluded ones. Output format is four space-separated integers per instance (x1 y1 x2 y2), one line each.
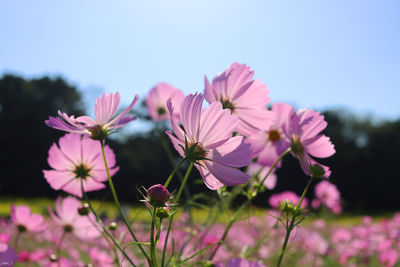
1 0 399 131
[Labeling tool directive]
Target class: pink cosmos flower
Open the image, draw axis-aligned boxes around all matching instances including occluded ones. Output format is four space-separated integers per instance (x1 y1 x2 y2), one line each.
46 92 138 140
49 196 100 240
166 93 251 190
314 180 342 214
268 191 308 209
10 205 47 232
204 62 271 136
88 247 114 267
145 82 185 122
43 133 118 197
247 163 277 190
246 103 293 167
286 109 335 178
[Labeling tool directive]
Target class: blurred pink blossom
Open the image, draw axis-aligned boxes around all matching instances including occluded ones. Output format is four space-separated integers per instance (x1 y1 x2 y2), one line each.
88 247 114 267
247 163 277 190
286 109 335 178
10 205 47 232
268 191 308 209
246 103 293 167
314 180 342 214
49 196 100 240
145 82 184 121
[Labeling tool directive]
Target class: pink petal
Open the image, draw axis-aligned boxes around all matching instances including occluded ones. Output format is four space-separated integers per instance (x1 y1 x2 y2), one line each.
305 135 335 158
199 102 238 147
210 136 251 167
180 94 204 142
197 165 224 190
43 170 75 190
167 99 185 141
205 161 250 187
47 143 75 171
107 95 139 127
58 134 83 165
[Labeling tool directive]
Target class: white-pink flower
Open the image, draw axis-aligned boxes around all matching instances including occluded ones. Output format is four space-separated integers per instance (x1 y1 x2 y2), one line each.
286 109 335 178
166 93 251 190
145 82 184 122
49 196 100 240
46 92 138 140
10 205 47 232
43 133 118 197
204 62 271 136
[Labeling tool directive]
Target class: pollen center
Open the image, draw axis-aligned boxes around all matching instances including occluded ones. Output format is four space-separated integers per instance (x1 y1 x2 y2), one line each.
221 98 235 113
74 164 91 180
157 106 167 115
268 129 281 143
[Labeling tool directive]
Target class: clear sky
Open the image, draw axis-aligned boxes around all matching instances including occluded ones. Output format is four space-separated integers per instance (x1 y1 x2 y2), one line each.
1 0 399 130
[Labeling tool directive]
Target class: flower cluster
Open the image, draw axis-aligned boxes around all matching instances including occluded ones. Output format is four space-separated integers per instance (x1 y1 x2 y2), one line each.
1 62 342 266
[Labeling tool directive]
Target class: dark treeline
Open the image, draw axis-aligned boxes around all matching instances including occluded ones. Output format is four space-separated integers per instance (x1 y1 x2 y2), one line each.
1 74 399 212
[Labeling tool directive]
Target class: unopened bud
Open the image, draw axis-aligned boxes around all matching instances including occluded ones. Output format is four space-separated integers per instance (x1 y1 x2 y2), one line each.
156 207 170 219
49 254 58 262
147 184 171 207
78 203 90 216
108 222 118 231
309 164 325 178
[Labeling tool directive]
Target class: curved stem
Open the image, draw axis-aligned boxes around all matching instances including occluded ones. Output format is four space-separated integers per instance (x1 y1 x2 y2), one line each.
161 162 194 267
163 157 187 189
99 141 150 262
277 176 314 267
209 148 291 260
81 180 137 267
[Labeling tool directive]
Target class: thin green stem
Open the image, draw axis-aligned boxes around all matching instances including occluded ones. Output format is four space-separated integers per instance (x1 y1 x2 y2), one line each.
99 141 150 262
161 162 194 267
209 148 291 260
57 231 67 267
150 207 159 267
276 176 314 267
87 213 121 267
81 180 137 267
157 124 191 201
163 157 187 188
13 231 21 249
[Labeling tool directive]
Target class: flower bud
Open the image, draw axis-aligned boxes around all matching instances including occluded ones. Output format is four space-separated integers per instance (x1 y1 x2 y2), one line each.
309 164 325 178
108 222 118 231
78 203 90 216
49 254 58 262
156 207 170 219
147 184 171 207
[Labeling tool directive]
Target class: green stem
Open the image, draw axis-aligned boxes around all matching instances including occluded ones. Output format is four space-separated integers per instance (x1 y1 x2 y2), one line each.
87 213 121 267
161 162 194 267
157 124 191 200
81 180 137 266
150 207 159 267
276 176 314 267
57 231 67 267
163 157 187 188
209 149 291 260
157 124 193 223
99 141 150 262
13 231 21 250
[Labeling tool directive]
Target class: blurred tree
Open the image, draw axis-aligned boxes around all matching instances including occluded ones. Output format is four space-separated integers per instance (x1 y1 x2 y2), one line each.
0 74 85 197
